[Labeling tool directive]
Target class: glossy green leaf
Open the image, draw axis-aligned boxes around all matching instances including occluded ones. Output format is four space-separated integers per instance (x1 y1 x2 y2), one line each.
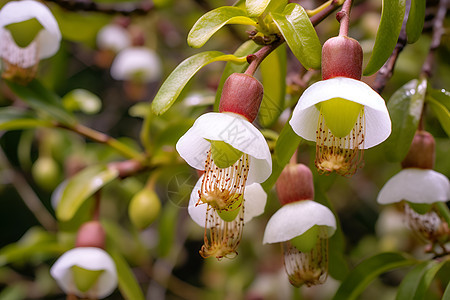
332 252 417 300
427 88 450 110
0 107 51 130
411 260 449 300
6 80 76 126
187 7 257 48
363 0 406 76
396 261 430 300
427 96 450 137
246 0 271 17
271 3 321 70
151 51 247 115
109 250 145 300
157 202 179 257
56 165 119 222
383 78 426 162
406 0 425 43
443 281 450 300
214 40 261 111
259 43 286 127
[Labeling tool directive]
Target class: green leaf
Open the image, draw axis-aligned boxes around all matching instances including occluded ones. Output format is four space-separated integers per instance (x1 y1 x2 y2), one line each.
56 165 119 222
427 88 450 111
332 252 417 300
271 3 321 70
109 250 145 300
396 261 430 300
427 96 450 137
406 0 425 43
383 78 426 162
214 40 261 111
6 80 76 126
363 0 406 76
246 0 271 17
259 43 286 127
187 7 257 48
443 281 450 300
150 51 247 115
157 202 180 257
0 107 51 130
411 260 449 300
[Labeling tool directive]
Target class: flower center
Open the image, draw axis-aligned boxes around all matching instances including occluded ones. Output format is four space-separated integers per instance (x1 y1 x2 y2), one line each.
290 225 319 253
199 148 249 212
71 265 104 293
200 203 245 259
210 140 243 168
315 103 365 176
5 18 43 48
319 97 363 138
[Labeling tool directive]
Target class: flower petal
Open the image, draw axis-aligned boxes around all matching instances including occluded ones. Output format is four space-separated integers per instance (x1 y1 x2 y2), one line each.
97 24 131 52
0 0 61 59
176 113 272 183
110 47 162 82
263 200 336 244
377 168 450 205
289 77 391 149
50 247 118 299
188 176 267 227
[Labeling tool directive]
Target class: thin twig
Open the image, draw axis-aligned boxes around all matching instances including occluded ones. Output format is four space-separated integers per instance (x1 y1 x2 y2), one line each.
337 0 353 37
45 0 153 15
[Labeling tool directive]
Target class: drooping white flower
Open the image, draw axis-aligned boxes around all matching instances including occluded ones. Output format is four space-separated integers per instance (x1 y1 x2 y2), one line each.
97 24 131 53
0 0 61 82
110 47 162 82
289 77 391 176
50 247 118 299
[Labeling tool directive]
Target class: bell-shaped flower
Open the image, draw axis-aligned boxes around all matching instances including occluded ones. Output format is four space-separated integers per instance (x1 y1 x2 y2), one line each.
188 175 266 259
97 24 131 53
0 0 61 83
289 77 391 176
50 247 118 299
263 200 336 287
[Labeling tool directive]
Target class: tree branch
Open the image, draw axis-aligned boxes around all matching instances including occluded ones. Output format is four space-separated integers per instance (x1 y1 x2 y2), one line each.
45 0 153 15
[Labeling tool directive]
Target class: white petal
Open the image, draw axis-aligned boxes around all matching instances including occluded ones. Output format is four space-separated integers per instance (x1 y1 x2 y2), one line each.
263 200 336 244
188 176 267 227
110 47 162 82
0 0 61 59
289 77 391 149
377 168 450 205
50 247 118 299
176 113 272 184
96 24 131 52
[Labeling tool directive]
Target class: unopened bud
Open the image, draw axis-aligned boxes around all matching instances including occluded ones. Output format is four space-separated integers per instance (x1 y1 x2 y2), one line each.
276 164 314 205
129 188 161 230
321 36 363 80
75 221 106 249
401 131 435 169
219 73 263 123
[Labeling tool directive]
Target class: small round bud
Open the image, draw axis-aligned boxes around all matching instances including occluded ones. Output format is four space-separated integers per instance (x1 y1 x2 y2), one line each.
321 36 363 80
219 73 263 122
76 221 106 249
32 156 60 191
276 164 314 205
129 188 161 230
401 131 435 169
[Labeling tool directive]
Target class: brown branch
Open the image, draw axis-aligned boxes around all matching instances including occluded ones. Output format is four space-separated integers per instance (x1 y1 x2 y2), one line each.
45 0 153 16
337 0 354 37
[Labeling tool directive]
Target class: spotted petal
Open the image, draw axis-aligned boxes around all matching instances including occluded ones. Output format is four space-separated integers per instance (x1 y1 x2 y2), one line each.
176 112 272 184
50 247 118 299
263 200 336 244
289 77 391 149
188 175 267 227
110 47 162 82
0 0 61 59
377 168 450 205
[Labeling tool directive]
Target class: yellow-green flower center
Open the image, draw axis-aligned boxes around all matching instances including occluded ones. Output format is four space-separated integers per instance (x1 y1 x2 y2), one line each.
71 265 104 293
318 97 363 138
290 225 319 253
210 140 243 168
5 18 43 48
216 194 243 222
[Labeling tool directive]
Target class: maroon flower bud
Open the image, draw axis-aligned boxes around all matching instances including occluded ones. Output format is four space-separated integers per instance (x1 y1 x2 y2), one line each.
219 73 263 123
401 131 435 169
75 221 106 249
321 36 363 80
276 164 314 205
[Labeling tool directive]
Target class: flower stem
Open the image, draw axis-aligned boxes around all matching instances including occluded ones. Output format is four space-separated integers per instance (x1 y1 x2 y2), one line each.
337 0 353 37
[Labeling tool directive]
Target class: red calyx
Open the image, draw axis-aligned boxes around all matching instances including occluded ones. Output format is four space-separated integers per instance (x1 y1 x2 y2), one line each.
276 164 314 205
401 131 435 169
75 221 106 249
321 36 363 80
219 73 263 123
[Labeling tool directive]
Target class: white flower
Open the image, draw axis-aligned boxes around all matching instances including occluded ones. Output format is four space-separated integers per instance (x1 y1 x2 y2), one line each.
0 0 61 68
50 247 118 299
110 47 162 82
289 77 391 175
97 24 131 52
188 175 267 227
263 200 336 244
377 168 450 205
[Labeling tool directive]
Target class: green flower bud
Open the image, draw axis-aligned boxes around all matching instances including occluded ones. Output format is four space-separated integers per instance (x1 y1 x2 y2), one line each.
32 156 60 191
129 189 161 230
